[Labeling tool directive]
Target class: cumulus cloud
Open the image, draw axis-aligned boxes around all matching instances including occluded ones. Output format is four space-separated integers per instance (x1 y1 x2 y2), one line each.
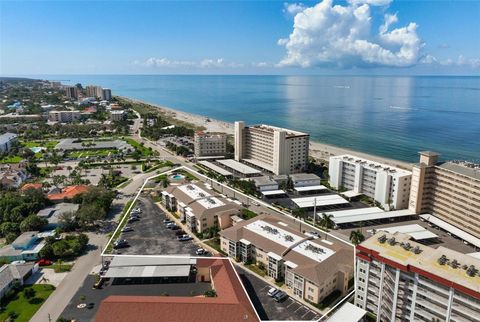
278 0 422 68
135 57 243 69
284 2 306 16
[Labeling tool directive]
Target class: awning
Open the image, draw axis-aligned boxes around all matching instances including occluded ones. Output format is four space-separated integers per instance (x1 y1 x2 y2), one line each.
420 214 480 248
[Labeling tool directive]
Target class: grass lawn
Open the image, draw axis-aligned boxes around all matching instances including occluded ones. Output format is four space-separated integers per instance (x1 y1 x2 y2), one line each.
43 263 73 273
21 140 59 149
0 155 23 163
125 138 155 157
67 149 118 158
0 284 55 322
244 263 267 277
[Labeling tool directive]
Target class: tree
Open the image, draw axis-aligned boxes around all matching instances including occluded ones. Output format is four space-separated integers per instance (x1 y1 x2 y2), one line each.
58 211 77 231
23 287 36 299
319 213 334 231
292 208 306 221
349 230 365 246
20 215 47 232
52 175 67 189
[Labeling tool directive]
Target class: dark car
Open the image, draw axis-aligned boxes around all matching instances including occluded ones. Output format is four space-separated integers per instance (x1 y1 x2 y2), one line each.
86 303 95 309
113 239 129 249
175 230 186 236
274 291 288 302
127 217 139 223
122 227 134 233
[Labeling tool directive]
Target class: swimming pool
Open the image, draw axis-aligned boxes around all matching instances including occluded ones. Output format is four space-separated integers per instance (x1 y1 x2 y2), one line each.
170 174 185 180
30 147 44 153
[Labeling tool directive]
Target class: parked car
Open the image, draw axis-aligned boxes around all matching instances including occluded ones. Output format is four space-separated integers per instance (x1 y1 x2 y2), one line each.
274 291 288 302
195 248 207 255
267 287 279 297
305 231 320 238
164 220 174 226
86 303 95 309
122 227 134 233
127 217 139 223
163 218 173 224
167 223 178 230
177 234 192 241
175 230 186 236
36 259 53 266
113 239 129 249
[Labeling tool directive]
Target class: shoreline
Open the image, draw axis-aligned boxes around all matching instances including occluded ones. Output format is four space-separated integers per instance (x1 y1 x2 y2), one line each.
120 96 413 169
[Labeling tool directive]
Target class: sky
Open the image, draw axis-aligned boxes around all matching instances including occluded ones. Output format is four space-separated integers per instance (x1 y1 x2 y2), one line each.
1 0 479 75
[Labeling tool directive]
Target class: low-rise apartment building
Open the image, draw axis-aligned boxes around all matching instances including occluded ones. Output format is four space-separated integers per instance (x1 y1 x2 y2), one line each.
110 110 126 121
409 151 480 239
220 215 353 304
194 131 227 158
234 122 309 175
329 154 412 210
160 183 240 233
48 110 81 123
355 232 480 322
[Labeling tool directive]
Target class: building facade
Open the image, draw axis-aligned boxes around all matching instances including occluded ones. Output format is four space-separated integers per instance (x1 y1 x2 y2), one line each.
356 232 480 322
194 132 227 158
110 110 126 121
329 155 412 210
234 121 309 175
220 215 353 304
409 151 480 239
65 86 78 100
86 85 103 98
0 133 17 152
48 110 81 123
102 88 112 101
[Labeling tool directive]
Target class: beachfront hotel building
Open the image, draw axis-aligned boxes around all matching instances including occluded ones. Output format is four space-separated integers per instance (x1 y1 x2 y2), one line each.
220 215 353 304
329 155 412 210
102 88 112 101
64 86 78 100
194 131 227 158
234 121 309 175
86 85 103 98
48 110 81 123
408 151 480 239
355 232 480 322
160 182 241 233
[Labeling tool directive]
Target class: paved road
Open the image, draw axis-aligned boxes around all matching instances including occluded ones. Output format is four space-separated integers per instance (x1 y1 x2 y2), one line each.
31 233 107 322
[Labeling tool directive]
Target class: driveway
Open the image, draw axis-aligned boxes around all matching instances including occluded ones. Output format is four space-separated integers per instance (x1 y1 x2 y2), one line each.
30 233 107 322
113 197 200 256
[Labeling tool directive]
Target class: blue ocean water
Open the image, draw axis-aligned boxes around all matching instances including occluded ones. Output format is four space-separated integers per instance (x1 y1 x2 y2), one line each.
38 75 480 163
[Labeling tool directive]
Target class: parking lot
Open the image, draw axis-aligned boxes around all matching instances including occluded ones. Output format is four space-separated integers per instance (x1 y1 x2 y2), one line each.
113 196 200 256
236 266 322 321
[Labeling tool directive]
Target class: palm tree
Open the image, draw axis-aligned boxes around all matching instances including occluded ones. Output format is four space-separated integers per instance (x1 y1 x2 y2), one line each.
350 229 365 246
319 213 334 231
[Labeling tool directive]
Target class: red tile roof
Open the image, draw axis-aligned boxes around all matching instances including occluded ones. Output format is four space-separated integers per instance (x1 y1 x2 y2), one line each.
47 185 88 201
20 183 43 191
94 258 259 322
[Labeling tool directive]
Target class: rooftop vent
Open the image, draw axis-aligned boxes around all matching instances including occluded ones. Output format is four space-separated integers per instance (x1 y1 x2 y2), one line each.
438 255 448 265
378 235 387 243
466 265 477 277
388 237 396 246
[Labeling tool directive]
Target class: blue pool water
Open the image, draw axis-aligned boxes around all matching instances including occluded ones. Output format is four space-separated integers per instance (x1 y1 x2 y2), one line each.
171 174 185 180
34 75 480 163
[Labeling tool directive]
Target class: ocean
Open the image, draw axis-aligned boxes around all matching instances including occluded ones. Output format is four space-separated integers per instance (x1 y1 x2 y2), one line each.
37 75 480 163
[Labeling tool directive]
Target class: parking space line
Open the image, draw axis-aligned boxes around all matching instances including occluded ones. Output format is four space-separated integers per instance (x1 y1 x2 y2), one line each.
301 310 312 318
294 305 305 313
286 300 297 308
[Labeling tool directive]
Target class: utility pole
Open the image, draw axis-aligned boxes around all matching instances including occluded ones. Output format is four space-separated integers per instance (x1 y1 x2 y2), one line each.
313 197 317 226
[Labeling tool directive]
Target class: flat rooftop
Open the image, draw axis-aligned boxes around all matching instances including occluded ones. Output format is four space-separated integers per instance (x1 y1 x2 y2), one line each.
217 159 261 175
292 194 349 208
359 232 480 295
331 154 412 177
177 184 225 209
294 185 328 192
198 161 232 176
438 161 480 181
247 124 308 137
326 208 415 225
375 224 438 241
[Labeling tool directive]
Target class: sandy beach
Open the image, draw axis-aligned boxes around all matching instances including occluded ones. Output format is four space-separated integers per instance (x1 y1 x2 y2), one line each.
121 97 413 170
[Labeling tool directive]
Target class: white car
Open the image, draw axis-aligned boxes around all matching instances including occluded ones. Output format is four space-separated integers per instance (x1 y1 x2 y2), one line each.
195 248 207 255
267 287 279 297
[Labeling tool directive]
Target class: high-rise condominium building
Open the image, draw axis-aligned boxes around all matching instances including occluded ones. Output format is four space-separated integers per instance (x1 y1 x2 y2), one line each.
65 86 78 100
356 232 480 322
409 151 480 238
234 121 309 175
193 132 227 158
48 110 81 123
102 88 112 101
329 155 412 210
85 85 103 98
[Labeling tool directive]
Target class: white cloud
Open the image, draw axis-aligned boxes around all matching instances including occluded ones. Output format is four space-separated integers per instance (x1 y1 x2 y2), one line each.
284 2 306 16
420 54 480 69
136 57 243 69
278 0 422 68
